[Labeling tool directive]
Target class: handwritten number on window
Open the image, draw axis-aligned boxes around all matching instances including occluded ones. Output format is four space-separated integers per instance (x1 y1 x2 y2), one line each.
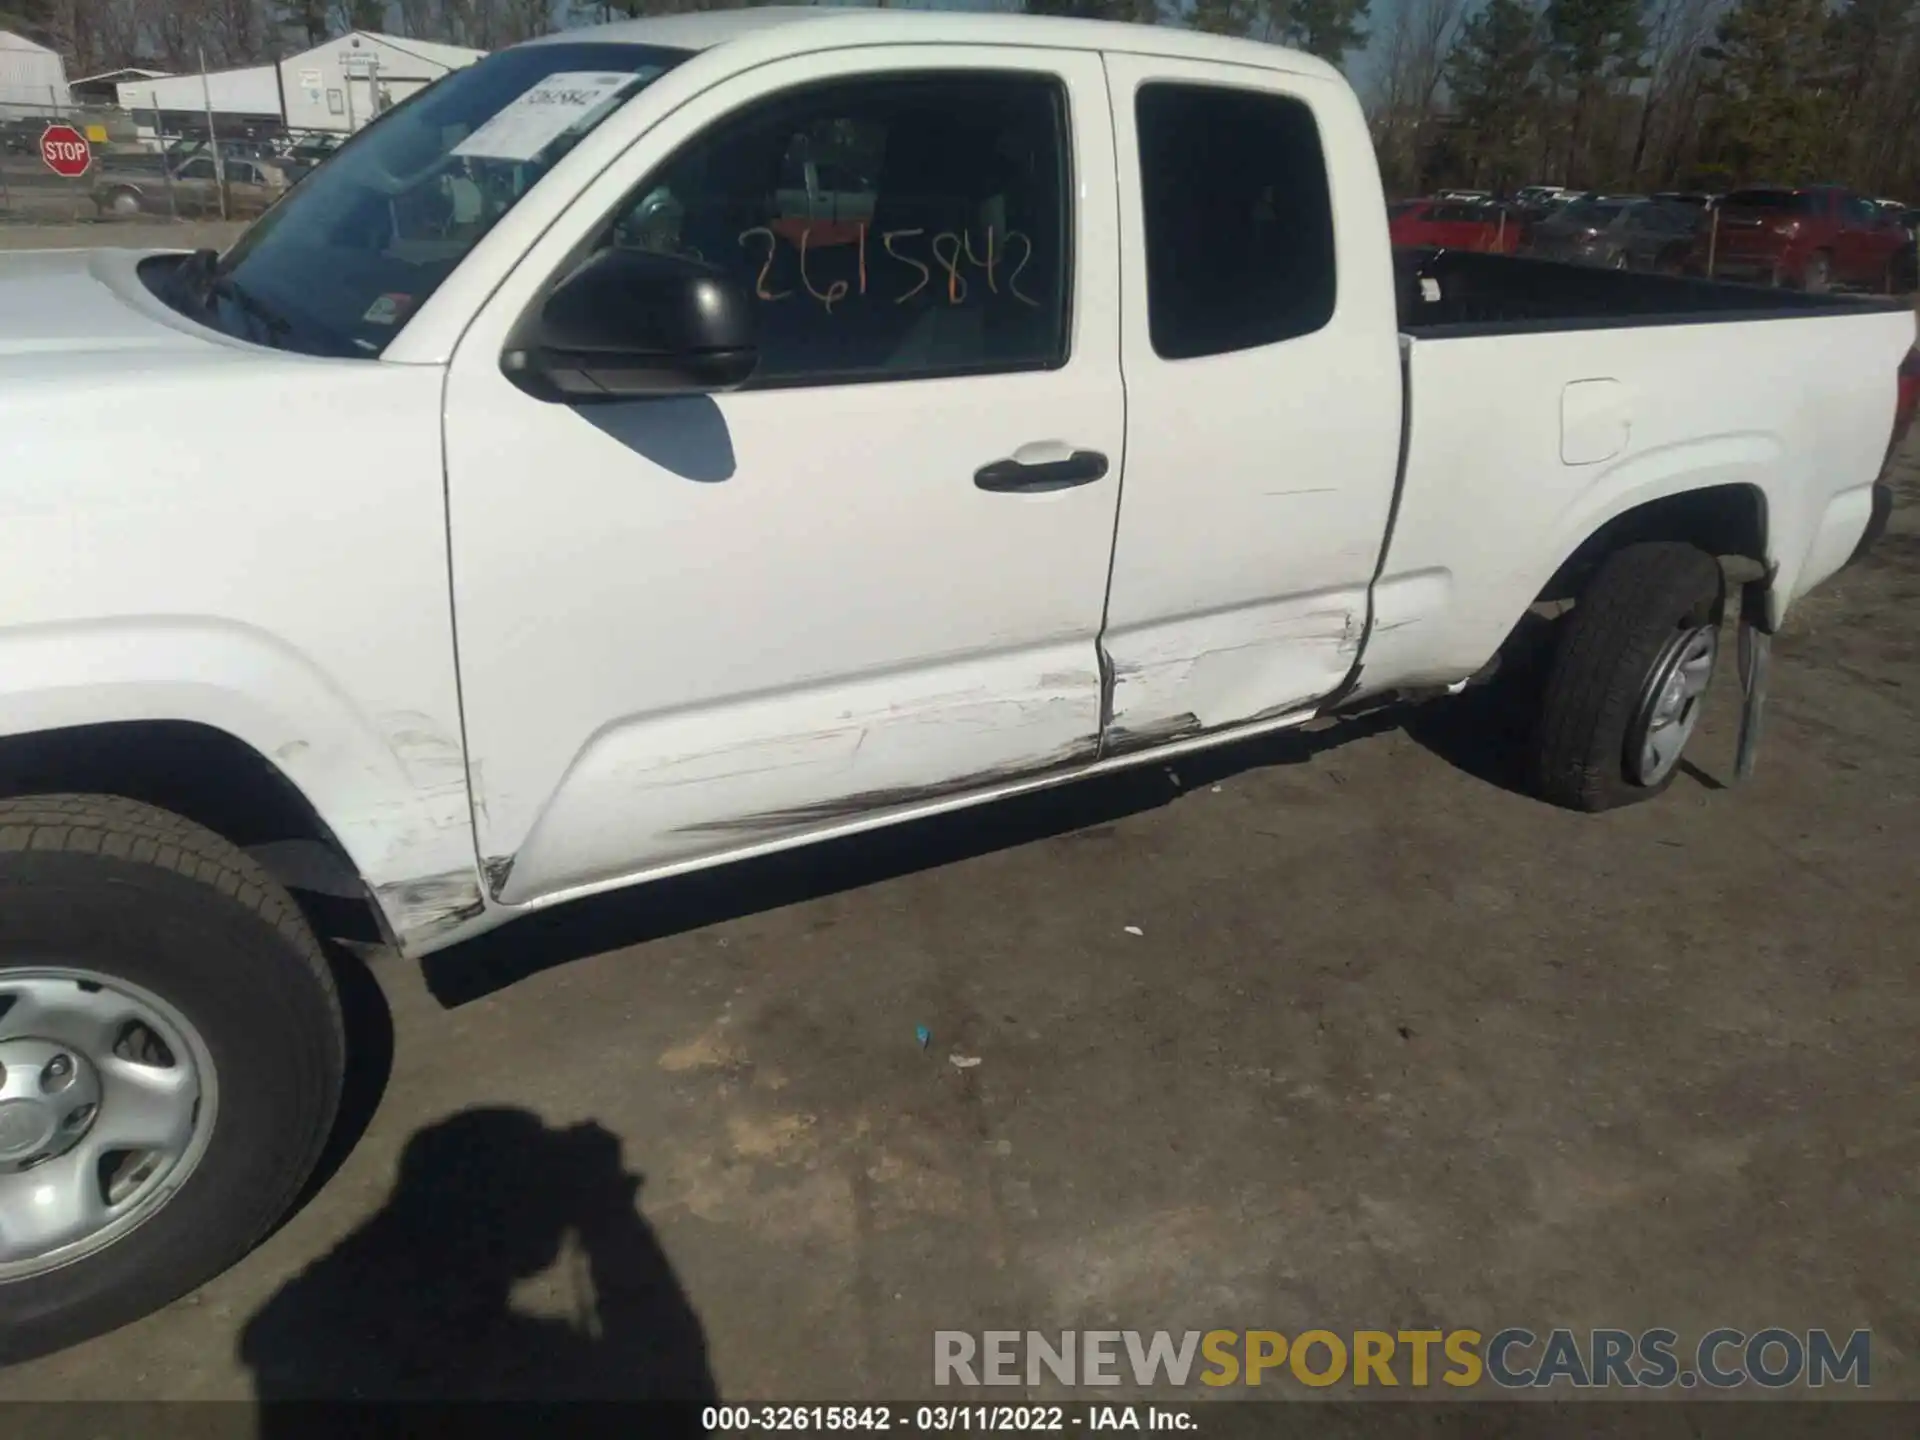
744 225 1039 310
738 227 791 301
963 228 998 294
883 227 930 303
799 227 850 313
931 232 968 304
1003 230 1037 309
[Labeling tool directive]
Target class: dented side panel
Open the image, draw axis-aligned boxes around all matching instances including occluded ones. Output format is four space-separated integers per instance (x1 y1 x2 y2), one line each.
440 45 1126 910
497 653 1102 904
1101 590 1366 741
1098 57 1407 740
0 345 482 956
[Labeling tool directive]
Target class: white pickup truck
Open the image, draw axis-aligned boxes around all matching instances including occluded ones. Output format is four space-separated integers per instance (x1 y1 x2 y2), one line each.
2 8 1914 1358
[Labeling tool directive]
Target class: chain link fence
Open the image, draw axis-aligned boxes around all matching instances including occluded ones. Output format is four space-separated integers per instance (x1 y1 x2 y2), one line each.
1 95 349 227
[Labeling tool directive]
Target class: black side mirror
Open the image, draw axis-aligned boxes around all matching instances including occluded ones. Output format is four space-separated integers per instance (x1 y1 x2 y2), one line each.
503 247 758 403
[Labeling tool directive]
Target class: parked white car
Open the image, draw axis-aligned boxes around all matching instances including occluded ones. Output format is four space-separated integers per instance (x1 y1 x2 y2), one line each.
1 7 1915 1358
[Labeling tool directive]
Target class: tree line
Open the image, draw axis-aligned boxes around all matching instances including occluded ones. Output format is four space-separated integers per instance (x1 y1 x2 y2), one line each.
1372 0 1919 201
4 0 1914 200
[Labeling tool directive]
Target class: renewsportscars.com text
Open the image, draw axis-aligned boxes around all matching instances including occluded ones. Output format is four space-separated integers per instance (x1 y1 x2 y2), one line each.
933 1327 1871 1390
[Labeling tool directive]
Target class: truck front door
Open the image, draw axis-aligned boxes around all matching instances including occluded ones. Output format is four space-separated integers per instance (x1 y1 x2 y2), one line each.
442 46 1125 907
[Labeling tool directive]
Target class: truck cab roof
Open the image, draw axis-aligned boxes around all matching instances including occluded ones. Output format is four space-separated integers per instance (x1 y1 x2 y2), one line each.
524 6 1343 81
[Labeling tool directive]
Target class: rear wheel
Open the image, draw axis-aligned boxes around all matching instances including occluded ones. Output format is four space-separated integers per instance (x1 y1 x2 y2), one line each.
1529 543 1725 812
0 796 343 1362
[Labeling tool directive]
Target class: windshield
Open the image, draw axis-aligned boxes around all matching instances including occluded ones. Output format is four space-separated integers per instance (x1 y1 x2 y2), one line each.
151 42 687 358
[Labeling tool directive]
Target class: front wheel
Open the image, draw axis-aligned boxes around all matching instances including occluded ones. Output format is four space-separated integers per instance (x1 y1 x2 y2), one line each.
1801 250 1833 293
1528 543 1725 812
0 796 343 1362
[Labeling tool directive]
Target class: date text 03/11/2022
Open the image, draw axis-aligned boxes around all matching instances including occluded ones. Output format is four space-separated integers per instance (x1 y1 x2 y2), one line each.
702 1405 1192 1431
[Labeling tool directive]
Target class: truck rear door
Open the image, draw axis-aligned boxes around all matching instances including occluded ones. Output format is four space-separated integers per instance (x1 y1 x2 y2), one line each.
1097 54 1405 744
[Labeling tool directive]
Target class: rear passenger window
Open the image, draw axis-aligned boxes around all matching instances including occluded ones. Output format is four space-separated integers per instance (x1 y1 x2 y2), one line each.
1135 83 1335 360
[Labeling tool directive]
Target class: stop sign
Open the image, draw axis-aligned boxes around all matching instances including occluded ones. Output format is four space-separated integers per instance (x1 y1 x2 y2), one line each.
39 124 91 179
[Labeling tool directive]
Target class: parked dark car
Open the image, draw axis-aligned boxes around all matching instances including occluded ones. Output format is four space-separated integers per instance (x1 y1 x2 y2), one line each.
1603 200 1705 272
163 136 279 166
1689 185 1911 291
271 133 347 186
0 117 40 155
1512 184 1577 208
1524 197 1641 264
1652 191 1716 210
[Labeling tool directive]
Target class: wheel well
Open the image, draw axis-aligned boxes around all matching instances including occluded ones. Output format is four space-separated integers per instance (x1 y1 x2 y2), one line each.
0 721 373 916
1536 484 1766 606
1477 485 1766 681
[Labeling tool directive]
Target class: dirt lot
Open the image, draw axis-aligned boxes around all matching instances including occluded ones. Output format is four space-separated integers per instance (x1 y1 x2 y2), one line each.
0 217 245 252
0 221 1917 1407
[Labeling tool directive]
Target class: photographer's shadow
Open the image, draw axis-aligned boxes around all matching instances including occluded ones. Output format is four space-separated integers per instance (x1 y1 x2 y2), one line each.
240 1107 714 1418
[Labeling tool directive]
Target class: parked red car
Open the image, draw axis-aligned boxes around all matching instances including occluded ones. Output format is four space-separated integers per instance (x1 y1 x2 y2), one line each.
1691 186 1912 292
1388 198 1521 254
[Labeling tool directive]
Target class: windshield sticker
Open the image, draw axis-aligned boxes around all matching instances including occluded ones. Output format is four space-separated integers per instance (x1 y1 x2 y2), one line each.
450 72 637 163
362 293 414 325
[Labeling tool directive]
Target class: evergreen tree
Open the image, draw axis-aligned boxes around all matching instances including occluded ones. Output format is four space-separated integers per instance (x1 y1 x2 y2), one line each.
1284 0 1371 60
1445 0 1544 187
1699 0 1838 183
1544 0 1647 180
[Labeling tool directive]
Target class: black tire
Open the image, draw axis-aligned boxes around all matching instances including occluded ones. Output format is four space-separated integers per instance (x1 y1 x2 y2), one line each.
0 795 343 1363
1528 543 1725 812
1801 250 1833 293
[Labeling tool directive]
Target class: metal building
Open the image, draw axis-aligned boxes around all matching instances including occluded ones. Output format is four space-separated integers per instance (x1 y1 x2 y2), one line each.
278 32 486 134
0 30 71 117
70 67 170 107
115 32 486 143
114 64 283 148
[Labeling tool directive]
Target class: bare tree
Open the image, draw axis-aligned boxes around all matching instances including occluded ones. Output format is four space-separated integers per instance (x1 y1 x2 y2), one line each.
1626 0 1719 182
28 0 149 73
1366 0 1466 193
392 0 444 40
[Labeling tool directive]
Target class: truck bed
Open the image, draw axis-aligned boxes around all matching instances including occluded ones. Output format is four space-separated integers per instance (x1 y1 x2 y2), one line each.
1393 246 1911 335
1359 246 1917 705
